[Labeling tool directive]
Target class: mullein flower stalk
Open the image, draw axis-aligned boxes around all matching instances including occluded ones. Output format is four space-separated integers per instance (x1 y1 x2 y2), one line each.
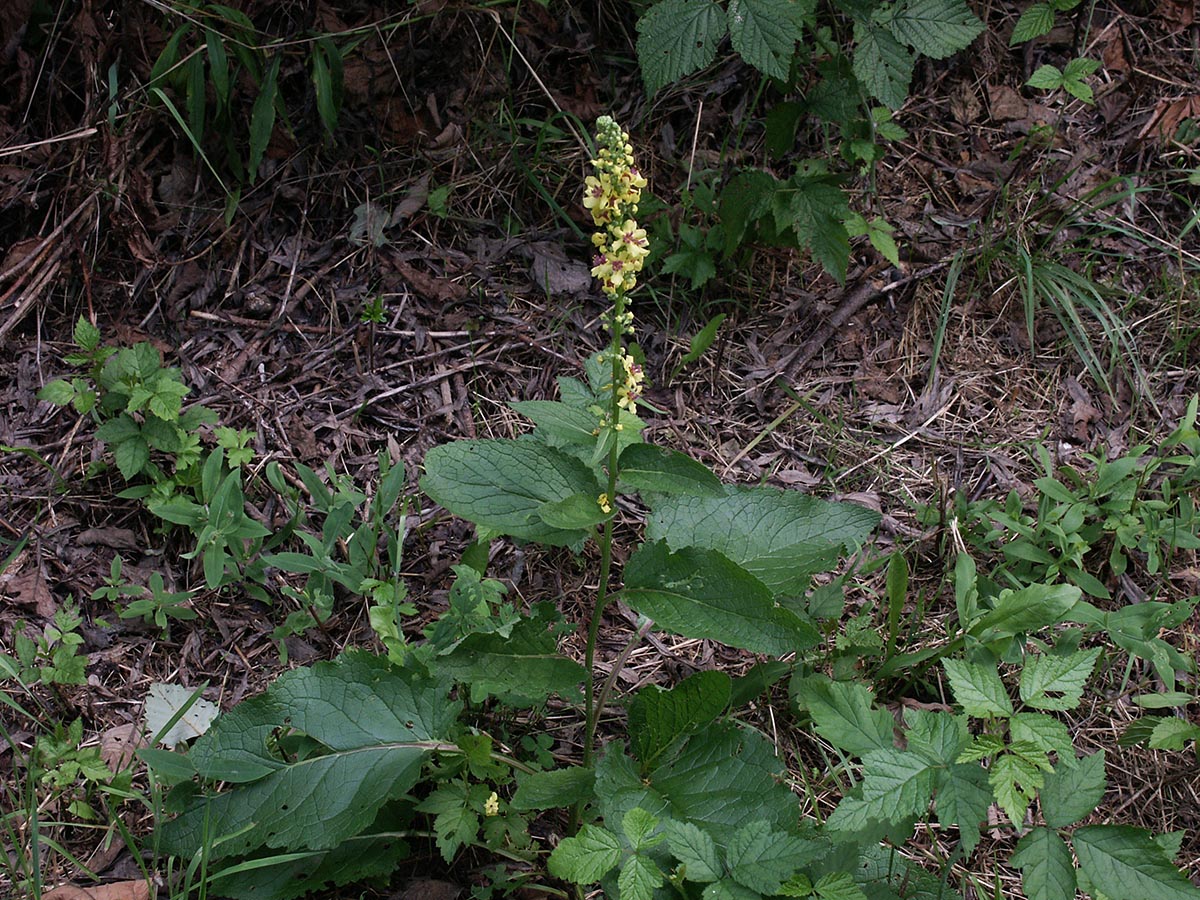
583 117 648 767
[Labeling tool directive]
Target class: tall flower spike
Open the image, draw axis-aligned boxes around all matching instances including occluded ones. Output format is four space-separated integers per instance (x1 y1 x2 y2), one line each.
586 117 647 299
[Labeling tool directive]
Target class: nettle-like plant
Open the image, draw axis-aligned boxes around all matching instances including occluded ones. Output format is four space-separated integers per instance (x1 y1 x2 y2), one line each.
143 122 1199 900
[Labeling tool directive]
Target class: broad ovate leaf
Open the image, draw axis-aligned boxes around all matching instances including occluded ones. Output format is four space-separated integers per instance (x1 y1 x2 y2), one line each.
623 541 820 655
421 438 599 548
160 652 460 862
645 483 878 598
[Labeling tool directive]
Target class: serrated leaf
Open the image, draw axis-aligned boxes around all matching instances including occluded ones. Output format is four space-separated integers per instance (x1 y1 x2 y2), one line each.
511 766 595 811
629 670 732 768
421 439 599 548
1019 648 1099 711
728 0 802 81
889 0 983 57
904 708 970 764
853 22 914 109
595 722 799 843
619 444 724 497
623 807 663 850
826 750 935 833
646 483 879 597
1040 750 1106 827
144 683 220 748
787 178 851 281
623 541 819 654
664 820 722 882
548 824 623 884
38 379 76 406
1010 2 1054 43
620 853 665 900
636 0 728 95
935 763 990 855
727 820 815 894
1148 717 1200 750
159 653 459 862
73 315 101 351
796 677 895 756
1010 712 1074 758
814 871 869 900
943 658 1013 717
1074 826 1200 900
1027 64 1064 90
113 436 151 479
989 752 1045 826
1012 827 1077 900
704 881 762 900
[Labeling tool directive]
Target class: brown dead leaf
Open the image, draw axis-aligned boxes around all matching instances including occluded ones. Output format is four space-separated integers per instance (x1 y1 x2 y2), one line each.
388 257 468 304
2 236 45 274
988 84 1028 122
0 0 34 57
77 527 141 551
526 242 592 297
1156 0 1195 29
43 881 151 900
1 567 57 618
1100 32 1130 73
1138 95 1200 144
99 723 146 772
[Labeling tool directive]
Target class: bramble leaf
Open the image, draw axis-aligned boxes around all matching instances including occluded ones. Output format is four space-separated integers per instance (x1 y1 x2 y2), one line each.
943 658 1014 717
796 676 896 756
1012 827 1077 900
620 853 665 900
853 22 914 109
727 820 820 894
728 0 803 81
1019 648 1100 711
889 0 984 58
636 0 727 95
1074 825 1200 900
664 820 723 882
548 824 623 884
1010 2 1054 43
1040 750 1106 827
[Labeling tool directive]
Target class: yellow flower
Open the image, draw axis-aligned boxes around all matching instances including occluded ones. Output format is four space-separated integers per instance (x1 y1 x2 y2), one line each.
598 493 612 514
484 791 500 817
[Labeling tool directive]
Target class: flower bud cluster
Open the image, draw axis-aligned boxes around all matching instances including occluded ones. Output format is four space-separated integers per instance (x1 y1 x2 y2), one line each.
585 117 649 299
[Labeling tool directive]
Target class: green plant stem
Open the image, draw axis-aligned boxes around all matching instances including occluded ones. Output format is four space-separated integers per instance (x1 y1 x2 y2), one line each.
583 293 627 769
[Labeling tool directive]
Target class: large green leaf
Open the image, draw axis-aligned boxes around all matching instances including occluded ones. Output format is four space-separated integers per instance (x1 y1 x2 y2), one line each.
942 658 1014 718
795 676 895 756
595 723 800 843
645 484 878 598
636 0 728 95
618 444 724 497
1074 826 1200 900
1019 648 1100 711
727 0 803 81
1011 827 1077 900
888 0 984 58
510 400 601 448
1040 750 1106 828
434 603 585 704
623 541 821 655
969 583 1081 643
726 820 821 894
852 22 913 109
421 438 599 547
206 834 411 900
934 763 990 855
161 653 459 862
826 749 937 834
629 670 731 769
